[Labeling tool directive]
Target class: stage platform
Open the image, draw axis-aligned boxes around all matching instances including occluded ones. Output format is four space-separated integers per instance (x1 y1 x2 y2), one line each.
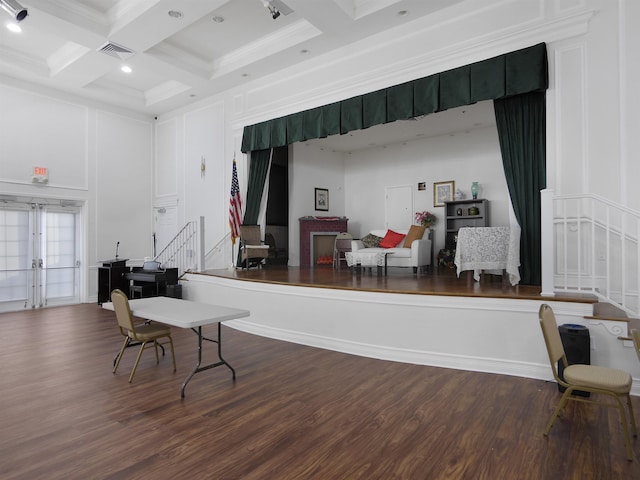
198 265 595 305
181 265 638 395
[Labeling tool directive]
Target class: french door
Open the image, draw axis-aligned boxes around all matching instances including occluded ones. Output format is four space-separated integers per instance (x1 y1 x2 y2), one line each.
0 200 82 312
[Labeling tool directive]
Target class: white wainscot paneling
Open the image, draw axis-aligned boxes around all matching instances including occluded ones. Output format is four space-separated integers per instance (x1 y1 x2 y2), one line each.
182 274 640 395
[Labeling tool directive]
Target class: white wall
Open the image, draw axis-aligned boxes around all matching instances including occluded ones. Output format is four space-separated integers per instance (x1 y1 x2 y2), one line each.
343 125 509 252
0 81 153 303
288 143 345 266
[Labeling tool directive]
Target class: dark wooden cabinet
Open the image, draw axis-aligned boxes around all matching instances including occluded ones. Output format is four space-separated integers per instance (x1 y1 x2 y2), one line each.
98 259 130 304
444 199 489 248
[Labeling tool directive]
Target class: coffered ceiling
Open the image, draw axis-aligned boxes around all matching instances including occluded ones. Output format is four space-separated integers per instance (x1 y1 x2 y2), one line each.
0 0 465 116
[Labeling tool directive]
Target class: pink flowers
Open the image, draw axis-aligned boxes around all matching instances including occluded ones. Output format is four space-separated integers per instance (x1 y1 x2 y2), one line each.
415 211 436 227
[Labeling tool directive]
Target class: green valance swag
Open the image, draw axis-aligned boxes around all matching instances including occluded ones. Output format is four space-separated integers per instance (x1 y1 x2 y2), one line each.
240 43 548 152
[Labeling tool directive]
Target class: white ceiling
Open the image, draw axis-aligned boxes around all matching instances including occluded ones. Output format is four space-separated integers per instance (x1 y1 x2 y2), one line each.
0 0 495 151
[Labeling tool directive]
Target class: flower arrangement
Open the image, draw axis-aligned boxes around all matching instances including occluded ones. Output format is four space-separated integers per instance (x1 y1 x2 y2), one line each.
415 210 437 227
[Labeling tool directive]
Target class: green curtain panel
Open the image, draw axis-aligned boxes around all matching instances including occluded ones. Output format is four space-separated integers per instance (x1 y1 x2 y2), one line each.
387 81 415 122
470 55 505 102
321 102 341 137
270 116 288 148
362 89 387 128
243 149 272 224
237 148 272 266
240 43 547 152
494 92 546 285
439 65 471 111
286 112 304 144
413 74 439 117
340 96 363 134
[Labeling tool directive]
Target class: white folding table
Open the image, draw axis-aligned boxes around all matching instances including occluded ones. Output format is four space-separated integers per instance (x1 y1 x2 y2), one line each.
103 296 249 397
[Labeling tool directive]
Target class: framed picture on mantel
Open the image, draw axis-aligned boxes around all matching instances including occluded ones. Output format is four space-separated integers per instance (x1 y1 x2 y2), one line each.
433 180 454 207
315 188 329 211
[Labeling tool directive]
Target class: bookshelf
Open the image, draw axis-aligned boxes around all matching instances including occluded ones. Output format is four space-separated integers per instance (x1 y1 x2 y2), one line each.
444 199 489 248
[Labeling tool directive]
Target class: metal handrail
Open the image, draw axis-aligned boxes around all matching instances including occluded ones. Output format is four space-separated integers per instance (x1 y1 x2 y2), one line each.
154 217 204 276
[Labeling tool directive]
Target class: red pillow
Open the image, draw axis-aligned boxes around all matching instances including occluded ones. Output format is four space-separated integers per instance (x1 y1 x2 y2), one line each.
379 229 405 248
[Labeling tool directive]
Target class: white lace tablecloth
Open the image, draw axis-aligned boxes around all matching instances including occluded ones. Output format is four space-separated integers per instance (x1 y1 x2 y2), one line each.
345 251 387 267
454 226 521 285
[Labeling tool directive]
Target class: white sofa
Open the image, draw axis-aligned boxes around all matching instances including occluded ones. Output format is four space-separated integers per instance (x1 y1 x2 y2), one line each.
351 228 432 274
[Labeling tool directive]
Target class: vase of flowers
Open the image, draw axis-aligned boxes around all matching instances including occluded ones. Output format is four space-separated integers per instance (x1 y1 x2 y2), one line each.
415 211 436 227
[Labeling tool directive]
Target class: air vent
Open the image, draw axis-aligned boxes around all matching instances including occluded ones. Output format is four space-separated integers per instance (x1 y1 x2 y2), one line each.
97 42 135 60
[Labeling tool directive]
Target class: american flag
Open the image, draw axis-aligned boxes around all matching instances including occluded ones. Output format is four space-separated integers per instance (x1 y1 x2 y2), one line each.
229 159 243 245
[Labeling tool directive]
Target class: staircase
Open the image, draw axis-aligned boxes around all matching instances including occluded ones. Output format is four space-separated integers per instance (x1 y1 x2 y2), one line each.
153 217 204 277
544 190 640 319
585 302 639 340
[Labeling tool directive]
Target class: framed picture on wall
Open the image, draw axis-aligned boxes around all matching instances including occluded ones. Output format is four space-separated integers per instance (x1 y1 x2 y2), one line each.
433 180 455 207
315 188 329 211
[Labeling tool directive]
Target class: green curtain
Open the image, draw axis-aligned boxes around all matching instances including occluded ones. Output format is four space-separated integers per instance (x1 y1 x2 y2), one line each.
241 43 547 152
493 92 546 285
243 149 272 224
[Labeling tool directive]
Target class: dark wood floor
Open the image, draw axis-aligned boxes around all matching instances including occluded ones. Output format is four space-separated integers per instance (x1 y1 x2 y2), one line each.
2 303 638 479
199 265 596 304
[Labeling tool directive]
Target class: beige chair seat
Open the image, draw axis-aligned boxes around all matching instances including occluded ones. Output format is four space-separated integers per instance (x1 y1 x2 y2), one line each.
128 323 172 341
564 364 632 394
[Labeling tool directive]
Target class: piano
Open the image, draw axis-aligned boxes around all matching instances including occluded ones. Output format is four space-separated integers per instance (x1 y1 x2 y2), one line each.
126 260 178 298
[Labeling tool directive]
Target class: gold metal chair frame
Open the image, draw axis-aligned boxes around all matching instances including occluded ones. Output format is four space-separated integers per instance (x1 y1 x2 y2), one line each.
632 329 640 364
538 304 637 461
111 289 176 383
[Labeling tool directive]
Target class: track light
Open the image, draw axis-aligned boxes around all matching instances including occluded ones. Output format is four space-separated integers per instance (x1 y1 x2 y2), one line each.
0 0 28 22
262 0 280 20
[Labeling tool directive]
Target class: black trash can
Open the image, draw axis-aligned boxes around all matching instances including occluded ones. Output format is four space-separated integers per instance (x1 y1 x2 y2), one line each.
166 283 182 299
557 323 590 397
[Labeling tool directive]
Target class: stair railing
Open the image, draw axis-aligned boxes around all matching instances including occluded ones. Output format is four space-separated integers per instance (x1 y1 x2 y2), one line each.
154 216 204 276
542 190 640 317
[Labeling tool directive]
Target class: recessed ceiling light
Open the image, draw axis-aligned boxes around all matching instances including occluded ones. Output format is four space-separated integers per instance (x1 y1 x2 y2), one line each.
121 65 132 73
168 10 183 19
212 16 224 23
6 22 21 33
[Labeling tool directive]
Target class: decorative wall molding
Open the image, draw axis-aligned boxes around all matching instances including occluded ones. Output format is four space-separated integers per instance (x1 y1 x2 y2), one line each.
232 5 594 130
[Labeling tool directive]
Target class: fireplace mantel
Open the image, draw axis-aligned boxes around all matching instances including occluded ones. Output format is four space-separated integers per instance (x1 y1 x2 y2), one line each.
299 217 348 267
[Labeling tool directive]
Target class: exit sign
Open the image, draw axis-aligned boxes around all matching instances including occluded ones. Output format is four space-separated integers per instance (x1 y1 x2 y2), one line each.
32 166 49 183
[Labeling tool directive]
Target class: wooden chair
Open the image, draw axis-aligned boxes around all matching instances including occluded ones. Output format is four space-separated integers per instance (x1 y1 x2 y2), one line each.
333 232 352 270
538 304 637 460
111 289 176 383
240 225 269 269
